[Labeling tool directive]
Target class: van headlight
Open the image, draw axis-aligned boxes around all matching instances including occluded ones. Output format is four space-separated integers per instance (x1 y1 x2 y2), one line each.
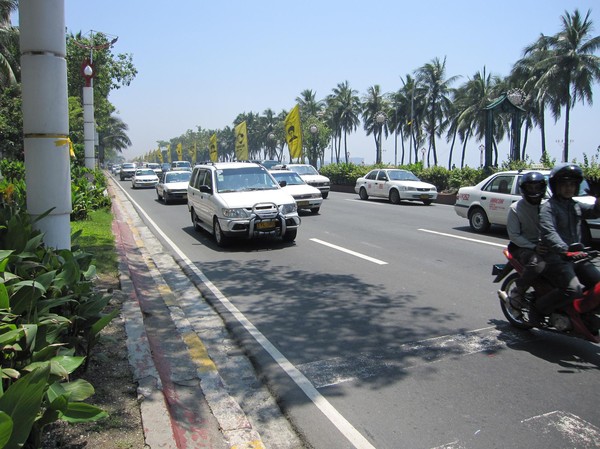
222 208 250 218
280 203 297 214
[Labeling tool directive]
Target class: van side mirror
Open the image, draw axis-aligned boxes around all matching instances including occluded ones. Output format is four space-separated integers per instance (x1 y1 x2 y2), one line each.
199 185 212 194
278 180 287 187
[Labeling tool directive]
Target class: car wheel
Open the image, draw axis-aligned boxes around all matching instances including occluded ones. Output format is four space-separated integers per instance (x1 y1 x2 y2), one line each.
282 229 297 242
359 187 369 200
163 192 170 205
422 199 433 206
156 189 162 201
191 209 201 232
213 217 229 247
389 189 401 204
468 207 490 233
322 191 329 199
310 207 320 214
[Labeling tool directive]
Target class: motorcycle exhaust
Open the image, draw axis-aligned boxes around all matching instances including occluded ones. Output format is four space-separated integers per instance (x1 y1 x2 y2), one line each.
497 290 509 304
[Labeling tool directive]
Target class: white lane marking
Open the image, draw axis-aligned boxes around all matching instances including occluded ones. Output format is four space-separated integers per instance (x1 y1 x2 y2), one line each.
345 198 388 206
419 229 506 248
115 182 376 449
298 327 532 388
310 238 388 265
522 411 600 448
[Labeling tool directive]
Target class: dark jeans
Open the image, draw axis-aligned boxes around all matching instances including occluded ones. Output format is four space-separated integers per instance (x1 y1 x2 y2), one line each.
511 247 546 293
536 259 600 314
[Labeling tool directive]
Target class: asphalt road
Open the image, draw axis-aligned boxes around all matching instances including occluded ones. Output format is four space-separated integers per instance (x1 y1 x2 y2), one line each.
115 177 600 449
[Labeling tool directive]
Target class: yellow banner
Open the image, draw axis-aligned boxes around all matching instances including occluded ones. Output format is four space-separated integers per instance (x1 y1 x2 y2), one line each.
210 133 218 162
157 148 163 163
167 144 172 163
234 122 248 161
176 143 183 160
284 105 302 160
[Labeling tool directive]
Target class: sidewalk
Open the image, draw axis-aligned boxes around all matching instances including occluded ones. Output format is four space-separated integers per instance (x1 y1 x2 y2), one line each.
108 178 304 449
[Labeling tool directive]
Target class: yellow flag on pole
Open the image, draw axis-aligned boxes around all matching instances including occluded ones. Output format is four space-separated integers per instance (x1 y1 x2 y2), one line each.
284 105 302 160
167 144 172 163
234 122 248 161
176 143 183 160
157 148 163 163
209 133 218 162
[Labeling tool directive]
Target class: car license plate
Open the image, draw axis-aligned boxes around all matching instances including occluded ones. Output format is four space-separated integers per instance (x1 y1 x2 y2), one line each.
297 201 309 206
256 221 276 230
420 194 429 199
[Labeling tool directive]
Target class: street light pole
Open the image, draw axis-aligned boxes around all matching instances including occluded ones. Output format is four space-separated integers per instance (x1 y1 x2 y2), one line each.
375 112 386 164
479 144 484 168
309 124 318 166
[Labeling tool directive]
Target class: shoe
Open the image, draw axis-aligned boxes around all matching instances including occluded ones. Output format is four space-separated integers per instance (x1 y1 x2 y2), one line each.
528 306 545 326
509 288 526 310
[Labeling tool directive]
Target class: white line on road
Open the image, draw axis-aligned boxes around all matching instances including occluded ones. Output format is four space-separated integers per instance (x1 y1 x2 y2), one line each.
418 229 506 247
310 238 388 265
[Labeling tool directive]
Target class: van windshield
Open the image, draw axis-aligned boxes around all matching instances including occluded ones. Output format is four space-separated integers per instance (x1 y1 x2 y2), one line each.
216 167 278 192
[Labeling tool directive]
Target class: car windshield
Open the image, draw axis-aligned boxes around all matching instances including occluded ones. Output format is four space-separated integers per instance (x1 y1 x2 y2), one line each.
122 163 135 169
216 167 278 192
272 172 305 185
388 170 420 181
136 169 155 176
290 165 319 176
165 172 191 183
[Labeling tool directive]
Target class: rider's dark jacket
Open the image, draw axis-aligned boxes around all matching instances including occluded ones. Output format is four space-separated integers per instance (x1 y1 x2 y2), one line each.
539 196 600 263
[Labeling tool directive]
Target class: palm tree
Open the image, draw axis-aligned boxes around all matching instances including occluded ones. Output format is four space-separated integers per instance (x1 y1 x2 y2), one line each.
536 9 600 162
100 114 131 153
511 33 555 161
451 67 502 168
326 81 361 163
296 89 323 117
0 0 18 87
414 57 460 166
361 85 389 164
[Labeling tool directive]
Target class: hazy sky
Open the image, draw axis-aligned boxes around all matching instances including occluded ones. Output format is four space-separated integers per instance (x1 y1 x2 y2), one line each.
56 1 600 167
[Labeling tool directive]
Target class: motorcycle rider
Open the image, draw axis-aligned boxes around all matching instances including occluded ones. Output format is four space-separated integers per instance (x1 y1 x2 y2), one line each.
536 163 600 315
506 171 548 309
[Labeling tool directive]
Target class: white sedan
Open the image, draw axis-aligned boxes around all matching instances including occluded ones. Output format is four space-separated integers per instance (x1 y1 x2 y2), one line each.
155 170 191 204
270 170 323 214
131 169 159 189
355 169 438 205
454 169 600 242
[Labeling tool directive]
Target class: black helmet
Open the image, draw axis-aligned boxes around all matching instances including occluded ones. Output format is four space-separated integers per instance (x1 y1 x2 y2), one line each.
548 163 583 194
519 171 547 204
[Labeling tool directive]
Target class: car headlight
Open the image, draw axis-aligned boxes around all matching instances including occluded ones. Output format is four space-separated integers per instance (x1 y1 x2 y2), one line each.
222 208 250 218
280 203 297 214
312 193 321 199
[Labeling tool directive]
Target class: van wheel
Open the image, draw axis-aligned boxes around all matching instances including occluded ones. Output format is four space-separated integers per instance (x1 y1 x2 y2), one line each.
282 229 297 242
213 217 229 247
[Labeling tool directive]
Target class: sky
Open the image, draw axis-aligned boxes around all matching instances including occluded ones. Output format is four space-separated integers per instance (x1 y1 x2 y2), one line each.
31 1 600 167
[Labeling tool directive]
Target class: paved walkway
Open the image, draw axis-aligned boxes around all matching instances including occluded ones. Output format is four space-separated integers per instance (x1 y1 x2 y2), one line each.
109 178 304 449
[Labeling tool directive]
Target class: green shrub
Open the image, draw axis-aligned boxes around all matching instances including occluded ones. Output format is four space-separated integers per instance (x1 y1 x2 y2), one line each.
0 160 25 182
0 189 116 447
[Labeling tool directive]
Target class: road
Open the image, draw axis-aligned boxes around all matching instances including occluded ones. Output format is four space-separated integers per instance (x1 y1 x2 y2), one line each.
115 177 600 449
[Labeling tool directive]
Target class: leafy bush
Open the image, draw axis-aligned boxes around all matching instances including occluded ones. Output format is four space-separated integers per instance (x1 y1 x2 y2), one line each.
0 160 25 182
0 187 116 448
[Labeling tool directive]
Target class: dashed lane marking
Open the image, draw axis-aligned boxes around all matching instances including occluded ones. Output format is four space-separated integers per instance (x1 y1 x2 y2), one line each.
310 238 388 265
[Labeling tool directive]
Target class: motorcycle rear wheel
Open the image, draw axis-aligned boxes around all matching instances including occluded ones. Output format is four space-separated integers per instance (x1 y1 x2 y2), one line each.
500 273 535 330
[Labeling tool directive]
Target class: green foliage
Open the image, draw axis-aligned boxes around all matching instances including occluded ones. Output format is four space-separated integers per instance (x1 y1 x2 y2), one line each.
71 167 112 221
0 84 23 162
319 163 369 185
0 191 115 446
581 148 600 181
419 166 451 192
0 160 25 182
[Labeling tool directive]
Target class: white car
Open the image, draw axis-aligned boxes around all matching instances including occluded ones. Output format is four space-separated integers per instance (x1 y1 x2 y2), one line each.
454 169 600 242
275 164 331 199
187 162 300 246
270 169 323 214
131 168 159 189
355 168 438 205
146 162 162 176
156 170 191 204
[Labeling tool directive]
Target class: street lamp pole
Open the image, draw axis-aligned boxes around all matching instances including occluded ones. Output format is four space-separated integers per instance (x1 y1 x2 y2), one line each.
309 124 318 166
479 144 484 168
375 112 386 164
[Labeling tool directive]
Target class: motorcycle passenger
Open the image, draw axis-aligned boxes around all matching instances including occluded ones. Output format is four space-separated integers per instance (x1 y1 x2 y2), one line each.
506 171 548 309
536 163 600 315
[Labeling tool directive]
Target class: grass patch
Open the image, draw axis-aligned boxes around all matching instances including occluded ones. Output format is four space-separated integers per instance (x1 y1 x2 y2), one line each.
71 208 118 277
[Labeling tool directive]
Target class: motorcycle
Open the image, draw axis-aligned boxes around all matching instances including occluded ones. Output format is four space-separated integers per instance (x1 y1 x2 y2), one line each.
492 247 600 343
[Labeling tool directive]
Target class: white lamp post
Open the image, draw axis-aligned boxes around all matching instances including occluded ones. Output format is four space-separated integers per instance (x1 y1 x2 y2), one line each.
375 112 386 164
479 144 485 168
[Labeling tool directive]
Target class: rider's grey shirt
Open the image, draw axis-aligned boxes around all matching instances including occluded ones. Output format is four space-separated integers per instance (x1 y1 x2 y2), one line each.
507 199 542 250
